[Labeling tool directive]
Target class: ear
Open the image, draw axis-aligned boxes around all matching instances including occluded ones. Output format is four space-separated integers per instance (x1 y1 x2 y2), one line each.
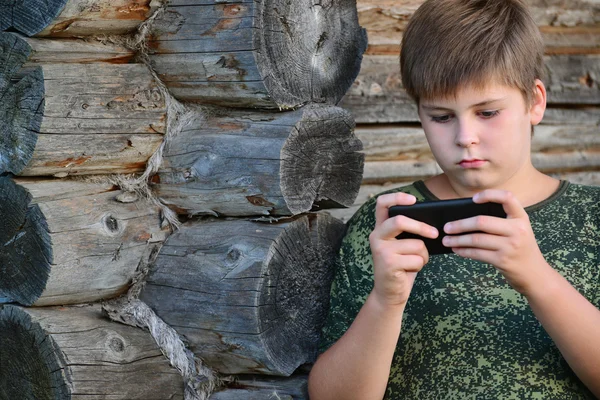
529 79 546 126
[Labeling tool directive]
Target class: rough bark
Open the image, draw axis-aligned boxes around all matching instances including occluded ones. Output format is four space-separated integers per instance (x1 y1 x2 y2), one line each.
139 213 345 376
340 55 600 123
0 0 162 38
210 374 308 399
147 0 367 108
155 105 364 217
0 33 165 177
0 176 168 306
0 304 184 399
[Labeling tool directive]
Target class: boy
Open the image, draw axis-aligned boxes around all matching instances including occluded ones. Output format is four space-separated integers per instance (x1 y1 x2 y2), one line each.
308 0 600 399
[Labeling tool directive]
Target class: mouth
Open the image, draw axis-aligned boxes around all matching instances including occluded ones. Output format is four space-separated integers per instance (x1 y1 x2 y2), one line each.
458 159 486 168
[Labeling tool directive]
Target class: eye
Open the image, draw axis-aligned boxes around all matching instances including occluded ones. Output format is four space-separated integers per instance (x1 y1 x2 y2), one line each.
430 114 453 123
478 110 499 118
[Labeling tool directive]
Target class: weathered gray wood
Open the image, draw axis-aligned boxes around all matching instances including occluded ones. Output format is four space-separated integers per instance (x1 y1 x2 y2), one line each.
341 55 600 123
210 375 308 399
0 32 43 175
0 33 165 176
23 0 162 37
0 176 169 306
0 0 68 36
155 105 364 217
148 1 367 108
357 0 600 54
139 213 345 376
356 124 600 162
0 304 184 399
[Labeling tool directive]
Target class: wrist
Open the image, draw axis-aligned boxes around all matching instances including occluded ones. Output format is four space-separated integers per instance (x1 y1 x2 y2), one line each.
522 263 565 304
367 291 407 319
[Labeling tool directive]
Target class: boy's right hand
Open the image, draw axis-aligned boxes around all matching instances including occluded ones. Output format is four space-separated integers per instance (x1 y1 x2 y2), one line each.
369 193 439 308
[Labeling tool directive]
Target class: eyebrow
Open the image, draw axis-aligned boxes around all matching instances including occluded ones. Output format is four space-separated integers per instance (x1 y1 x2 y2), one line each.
421 97 508 111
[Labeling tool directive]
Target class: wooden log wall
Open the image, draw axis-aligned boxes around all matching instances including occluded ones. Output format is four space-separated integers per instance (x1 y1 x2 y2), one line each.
1 0 366 398
330 0 600 222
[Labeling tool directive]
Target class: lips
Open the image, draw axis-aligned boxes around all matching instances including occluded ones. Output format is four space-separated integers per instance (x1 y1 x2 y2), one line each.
458 159 486 168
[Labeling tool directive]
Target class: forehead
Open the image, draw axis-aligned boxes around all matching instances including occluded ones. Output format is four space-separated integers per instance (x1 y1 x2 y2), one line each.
419 82 523 109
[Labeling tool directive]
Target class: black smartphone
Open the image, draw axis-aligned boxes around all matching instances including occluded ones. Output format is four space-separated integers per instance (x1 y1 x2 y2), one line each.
388 198 507 255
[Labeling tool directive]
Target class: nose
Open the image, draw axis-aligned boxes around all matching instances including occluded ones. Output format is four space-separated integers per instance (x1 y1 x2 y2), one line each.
454 118 479 148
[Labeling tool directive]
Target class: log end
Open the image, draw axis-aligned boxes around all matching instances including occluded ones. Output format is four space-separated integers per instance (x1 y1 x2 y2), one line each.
255 0 368 107
281 105 364 215
0 305 71 398
0 33 44 175
258 213 346 375
0 177 52 306
0 0 69 36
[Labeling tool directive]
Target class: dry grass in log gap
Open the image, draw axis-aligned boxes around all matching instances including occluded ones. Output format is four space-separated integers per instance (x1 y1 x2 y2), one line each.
0 304 184 399
138 213 345 377
0 177 168 306
0 32 166 177
333 0 600 223
0 0 161 37
154 104 364 217
147 0 367 108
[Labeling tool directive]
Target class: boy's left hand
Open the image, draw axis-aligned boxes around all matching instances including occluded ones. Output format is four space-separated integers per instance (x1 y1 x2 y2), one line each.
442 189 552 296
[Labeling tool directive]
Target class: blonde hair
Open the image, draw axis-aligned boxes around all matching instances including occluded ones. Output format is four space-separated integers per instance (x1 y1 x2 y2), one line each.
400 0 545 107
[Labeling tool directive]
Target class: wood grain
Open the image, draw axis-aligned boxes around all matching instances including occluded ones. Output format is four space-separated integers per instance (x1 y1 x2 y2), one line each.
139 213 345 376
0 304 184 399
0 33 165 177
0 177 169 306
148 0 367 108
155 105 364 217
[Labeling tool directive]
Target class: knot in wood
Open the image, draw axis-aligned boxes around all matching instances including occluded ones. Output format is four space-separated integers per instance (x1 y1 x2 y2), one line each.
108 336 126 353
103 214 120 233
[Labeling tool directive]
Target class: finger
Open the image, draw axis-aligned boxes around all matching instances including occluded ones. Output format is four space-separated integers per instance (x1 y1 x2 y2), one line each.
451 247 497 265
473 190 527 219
389 254 428 273
374 192 417 227
442 233 499 250
444 214 512 236
376 214 439 241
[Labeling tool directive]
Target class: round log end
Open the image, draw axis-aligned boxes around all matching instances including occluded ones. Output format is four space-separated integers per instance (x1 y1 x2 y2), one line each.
0 0 68 36
0 305 71 399
0 33 44 175
255 0 368 108
259 213 346 375
280 105 364 215
0 177 52 306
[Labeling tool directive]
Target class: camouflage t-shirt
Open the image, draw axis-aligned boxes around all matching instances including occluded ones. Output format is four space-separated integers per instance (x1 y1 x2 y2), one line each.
320 180 600 399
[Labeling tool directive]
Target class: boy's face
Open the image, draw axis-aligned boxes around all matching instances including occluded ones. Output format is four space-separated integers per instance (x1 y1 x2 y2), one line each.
418 81 543 192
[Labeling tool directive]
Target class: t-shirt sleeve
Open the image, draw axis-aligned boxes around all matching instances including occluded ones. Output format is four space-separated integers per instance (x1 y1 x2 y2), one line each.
318 197 378 353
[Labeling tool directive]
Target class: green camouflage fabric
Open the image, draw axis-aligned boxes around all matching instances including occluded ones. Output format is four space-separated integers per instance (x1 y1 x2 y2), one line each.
319 180 600 399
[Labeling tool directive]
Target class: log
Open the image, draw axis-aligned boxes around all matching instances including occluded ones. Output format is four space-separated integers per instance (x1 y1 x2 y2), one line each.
0 304 184 399
155 105 364 217
0 0 161 37
356 124 600 162
0 176 168 306
210 375 308 400
147 0 367 108
139 213 345 376
340 55 600 123
357 0 600 54
0 32 166 177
